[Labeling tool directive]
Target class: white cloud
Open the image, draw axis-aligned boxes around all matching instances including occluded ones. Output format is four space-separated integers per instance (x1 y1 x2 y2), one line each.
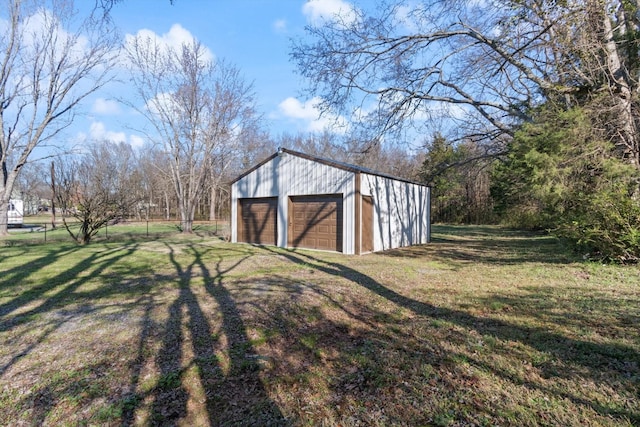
302 0 357 26
279 97 321 120
124 23 214 64
277 96 347 133
86 121 145 148
273 19 287 33
89 121 127 144
91 98 121 115
393 4 423 33
418 101 468 121
129 135 146 149
145 92 176 117
468 0 488 8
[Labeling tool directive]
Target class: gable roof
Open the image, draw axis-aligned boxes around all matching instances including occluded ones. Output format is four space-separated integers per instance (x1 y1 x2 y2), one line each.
232 147 429 188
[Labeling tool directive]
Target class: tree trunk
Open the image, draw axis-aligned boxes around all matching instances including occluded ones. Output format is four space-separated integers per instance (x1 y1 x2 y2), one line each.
0 1 116 236
180 201 194 233
0 173 17 236
146 192 151 221
602 2 640 169
50 161 57 229
0 195 8 236
209 185 217 221
164 191 170 220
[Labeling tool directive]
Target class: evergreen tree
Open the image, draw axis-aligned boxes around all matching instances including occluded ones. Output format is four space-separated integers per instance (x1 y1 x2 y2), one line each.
491 107 640 261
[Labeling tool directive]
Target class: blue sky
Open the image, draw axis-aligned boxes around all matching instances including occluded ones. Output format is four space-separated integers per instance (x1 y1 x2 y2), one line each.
74 0 358 149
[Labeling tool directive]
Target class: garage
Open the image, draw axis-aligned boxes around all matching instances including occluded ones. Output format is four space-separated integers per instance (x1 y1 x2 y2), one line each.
288 195 343 252
238 197 277 245
230 148 430 254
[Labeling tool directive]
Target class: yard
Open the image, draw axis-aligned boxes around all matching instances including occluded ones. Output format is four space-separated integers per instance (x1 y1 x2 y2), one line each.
0 225 638 426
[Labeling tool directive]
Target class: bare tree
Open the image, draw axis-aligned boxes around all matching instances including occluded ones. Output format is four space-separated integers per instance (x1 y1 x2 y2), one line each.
0 0 117 235
279 132 351 163
291 0 640 168
126 36 257 233
50 161 57 228
138 147 176 220
53 141 140 244
13 160 50 215
205 127 274 222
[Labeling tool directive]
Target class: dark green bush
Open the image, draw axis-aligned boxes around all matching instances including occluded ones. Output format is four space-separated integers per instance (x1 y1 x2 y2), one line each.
491 107 640 263
557 187 640 263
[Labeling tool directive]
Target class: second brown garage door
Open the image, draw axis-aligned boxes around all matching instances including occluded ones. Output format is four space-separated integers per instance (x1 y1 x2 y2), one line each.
289 195 343 252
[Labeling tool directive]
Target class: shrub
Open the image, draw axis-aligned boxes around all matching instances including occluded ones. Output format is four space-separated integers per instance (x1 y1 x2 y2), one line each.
557 187 640 263
491 106 640 263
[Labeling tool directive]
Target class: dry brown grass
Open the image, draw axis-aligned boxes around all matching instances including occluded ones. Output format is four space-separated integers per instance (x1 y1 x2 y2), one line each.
0 225 638 426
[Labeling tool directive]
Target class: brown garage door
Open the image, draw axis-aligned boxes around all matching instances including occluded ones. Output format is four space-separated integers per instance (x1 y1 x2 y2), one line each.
289 195 343 252
238 198 277 245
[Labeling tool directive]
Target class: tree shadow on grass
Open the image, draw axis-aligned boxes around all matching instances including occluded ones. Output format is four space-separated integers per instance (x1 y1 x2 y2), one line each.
384 225 579 265
17 360 115 427
477 286 640 340
0 244 82 299
129 244 287 426
273 248 640 424
1 240 287 426
2 241 175 426
119 292 155 425
200 250 287 425
0 244 141 376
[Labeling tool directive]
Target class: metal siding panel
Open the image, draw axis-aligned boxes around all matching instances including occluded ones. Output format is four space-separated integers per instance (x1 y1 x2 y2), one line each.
349 171 356 255
282 155 353 196
235 156 282 199
344 177 355 254
231 184 238 243
276 155 289 247
387 180 399 248
363 174 386 251
362 174 429 252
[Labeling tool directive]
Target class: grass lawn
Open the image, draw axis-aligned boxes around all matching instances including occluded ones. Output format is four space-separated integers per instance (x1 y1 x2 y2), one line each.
0 225 638 426
5 218 226 244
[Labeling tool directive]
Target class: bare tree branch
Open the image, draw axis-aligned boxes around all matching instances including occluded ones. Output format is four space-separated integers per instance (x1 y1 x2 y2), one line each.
125 36 257 233
0 0 117 235
291 0 640 167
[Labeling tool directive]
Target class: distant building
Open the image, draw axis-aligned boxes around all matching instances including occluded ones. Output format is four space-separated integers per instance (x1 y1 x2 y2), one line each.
8 199 24 227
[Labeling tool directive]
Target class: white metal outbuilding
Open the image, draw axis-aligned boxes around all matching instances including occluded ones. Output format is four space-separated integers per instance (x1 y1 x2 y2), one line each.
230 148 431 255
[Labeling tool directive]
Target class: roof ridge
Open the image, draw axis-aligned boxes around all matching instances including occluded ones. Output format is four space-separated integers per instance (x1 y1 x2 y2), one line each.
231 147 429 188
